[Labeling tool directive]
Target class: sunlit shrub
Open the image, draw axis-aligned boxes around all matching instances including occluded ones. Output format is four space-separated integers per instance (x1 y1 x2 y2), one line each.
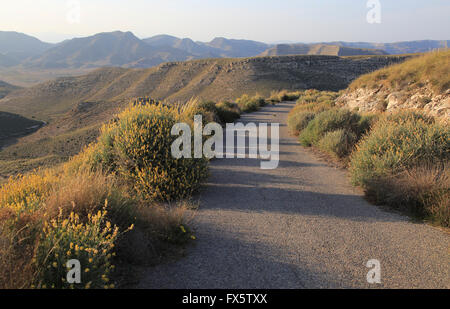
349 116 450 187
236 94 266 112
299 109 360 146
88 104 208 201
0 170 59 217
34 205 126 289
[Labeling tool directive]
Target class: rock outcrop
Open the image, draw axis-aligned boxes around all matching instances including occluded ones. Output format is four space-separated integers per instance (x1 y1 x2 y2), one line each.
336 86 449 122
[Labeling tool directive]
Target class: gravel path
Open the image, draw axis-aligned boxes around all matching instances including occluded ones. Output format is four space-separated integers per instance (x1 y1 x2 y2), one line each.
138 101 449 289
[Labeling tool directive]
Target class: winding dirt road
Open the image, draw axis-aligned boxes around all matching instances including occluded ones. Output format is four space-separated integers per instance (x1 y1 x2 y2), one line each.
138 101 449 289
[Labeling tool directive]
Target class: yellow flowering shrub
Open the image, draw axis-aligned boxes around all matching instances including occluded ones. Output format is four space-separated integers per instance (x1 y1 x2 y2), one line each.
34 203 125 289
0 170 59 217
0 99 207 288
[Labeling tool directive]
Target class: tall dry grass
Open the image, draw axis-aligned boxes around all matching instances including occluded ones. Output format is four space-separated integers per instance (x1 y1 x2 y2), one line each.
366 164 449 226
349 49 450 94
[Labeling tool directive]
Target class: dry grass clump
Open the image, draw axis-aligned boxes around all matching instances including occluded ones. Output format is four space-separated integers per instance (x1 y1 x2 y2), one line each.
349 49 450 94
0 222 36 289
287 90 339 135
267 90 304 103
236 94 266 112
365 164 449 226
44 172 136 228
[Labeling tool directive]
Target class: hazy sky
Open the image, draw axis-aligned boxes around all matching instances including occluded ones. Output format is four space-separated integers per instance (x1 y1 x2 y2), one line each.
1 0 449 43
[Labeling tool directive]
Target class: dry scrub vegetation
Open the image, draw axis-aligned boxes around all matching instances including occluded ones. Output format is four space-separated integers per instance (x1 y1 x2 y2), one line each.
288 90 449 227
0 100 210 289
0 89 299 289
349 49 450 94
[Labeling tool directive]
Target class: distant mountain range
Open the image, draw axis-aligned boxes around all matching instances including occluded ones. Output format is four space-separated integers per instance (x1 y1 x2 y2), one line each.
0 31 53 62
0 30 448 70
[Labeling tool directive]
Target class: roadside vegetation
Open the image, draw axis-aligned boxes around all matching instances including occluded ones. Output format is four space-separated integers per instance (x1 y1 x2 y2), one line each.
0 100 210 289
288 90 449 227
0 89 301 289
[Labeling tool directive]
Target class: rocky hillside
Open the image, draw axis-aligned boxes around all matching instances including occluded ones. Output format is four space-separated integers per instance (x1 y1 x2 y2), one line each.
336 50 449 122
260 44 388 56
0 54 410 121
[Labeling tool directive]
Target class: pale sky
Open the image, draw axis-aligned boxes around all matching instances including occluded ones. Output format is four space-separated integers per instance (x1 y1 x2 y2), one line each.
1 0 449 43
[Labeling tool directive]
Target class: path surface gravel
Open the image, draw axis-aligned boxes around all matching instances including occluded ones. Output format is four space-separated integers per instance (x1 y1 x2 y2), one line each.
138 101 449 289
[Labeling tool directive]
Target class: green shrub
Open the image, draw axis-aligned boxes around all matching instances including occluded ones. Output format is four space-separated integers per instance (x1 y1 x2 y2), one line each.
296 90 339 106
215 101 241 123
299 109 361 146
287 111 315 135
84 104 208 201
355 114 379 137
317 129 358 158
349 117 450 187
236 94 266 113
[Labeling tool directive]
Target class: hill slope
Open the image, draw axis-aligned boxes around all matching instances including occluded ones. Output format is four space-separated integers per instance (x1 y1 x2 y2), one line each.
0 54 409 121
336 50 450 121
0 80 20 99
0 111 43 149
0 54 20 68
260 43 389 56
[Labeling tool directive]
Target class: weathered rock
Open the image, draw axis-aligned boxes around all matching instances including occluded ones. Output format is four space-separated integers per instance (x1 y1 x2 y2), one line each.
337 86 450 123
